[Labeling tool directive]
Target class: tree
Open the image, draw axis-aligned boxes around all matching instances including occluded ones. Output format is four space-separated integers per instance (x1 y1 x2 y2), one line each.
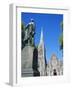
59 21 63 50
21 22 25 49
59 33 63 50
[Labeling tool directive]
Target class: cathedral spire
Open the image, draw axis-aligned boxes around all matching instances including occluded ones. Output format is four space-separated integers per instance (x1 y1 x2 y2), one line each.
38 27 46 76
39 27 44 45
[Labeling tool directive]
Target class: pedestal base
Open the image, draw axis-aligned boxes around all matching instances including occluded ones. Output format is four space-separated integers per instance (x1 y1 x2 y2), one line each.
21 46 34 77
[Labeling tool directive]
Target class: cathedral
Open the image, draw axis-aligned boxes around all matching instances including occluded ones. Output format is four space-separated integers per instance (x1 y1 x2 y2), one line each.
35 29 63 76
46 54 63 76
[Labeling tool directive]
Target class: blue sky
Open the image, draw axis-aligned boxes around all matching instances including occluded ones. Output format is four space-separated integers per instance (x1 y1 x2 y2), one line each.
21 12 63 62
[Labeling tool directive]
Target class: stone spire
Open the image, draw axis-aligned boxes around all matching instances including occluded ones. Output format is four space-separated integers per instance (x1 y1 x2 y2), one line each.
39 27 44 46
38 27 46 76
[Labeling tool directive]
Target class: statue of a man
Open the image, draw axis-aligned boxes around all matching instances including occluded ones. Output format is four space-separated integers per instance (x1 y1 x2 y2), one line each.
28 19 35 46
24 19 35 46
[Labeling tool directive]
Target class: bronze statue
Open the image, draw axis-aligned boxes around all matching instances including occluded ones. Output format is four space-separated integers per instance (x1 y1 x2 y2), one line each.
22 19 35 49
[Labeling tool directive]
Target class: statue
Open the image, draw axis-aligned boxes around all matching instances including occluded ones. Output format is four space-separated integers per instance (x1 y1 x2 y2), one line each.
22 19 35 49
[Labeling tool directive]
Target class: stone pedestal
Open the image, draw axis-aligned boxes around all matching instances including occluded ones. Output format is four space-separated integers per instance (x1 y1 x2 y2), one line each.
21 46 34 77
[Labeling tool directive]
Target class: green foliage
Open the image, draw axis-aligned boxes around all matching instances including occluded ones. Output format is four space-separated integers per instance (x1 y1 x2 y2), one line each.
60 21 63 31
59 21 63 50
59 34 63 50
21 22 25 31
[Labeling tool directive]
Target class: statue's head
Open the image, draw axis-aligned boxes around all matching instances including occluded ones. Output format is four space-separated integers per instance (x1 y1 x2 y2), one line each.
31 18 34 22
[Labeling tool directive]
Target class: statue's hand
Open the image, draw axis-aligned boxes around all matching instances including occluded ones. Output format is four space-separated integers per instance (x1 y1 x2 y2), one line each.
32 32 35 37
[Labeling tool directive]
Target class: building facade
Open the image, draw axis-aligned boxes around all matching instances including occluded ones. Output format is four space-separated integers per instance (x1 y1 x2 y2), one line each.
46 54 63 76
